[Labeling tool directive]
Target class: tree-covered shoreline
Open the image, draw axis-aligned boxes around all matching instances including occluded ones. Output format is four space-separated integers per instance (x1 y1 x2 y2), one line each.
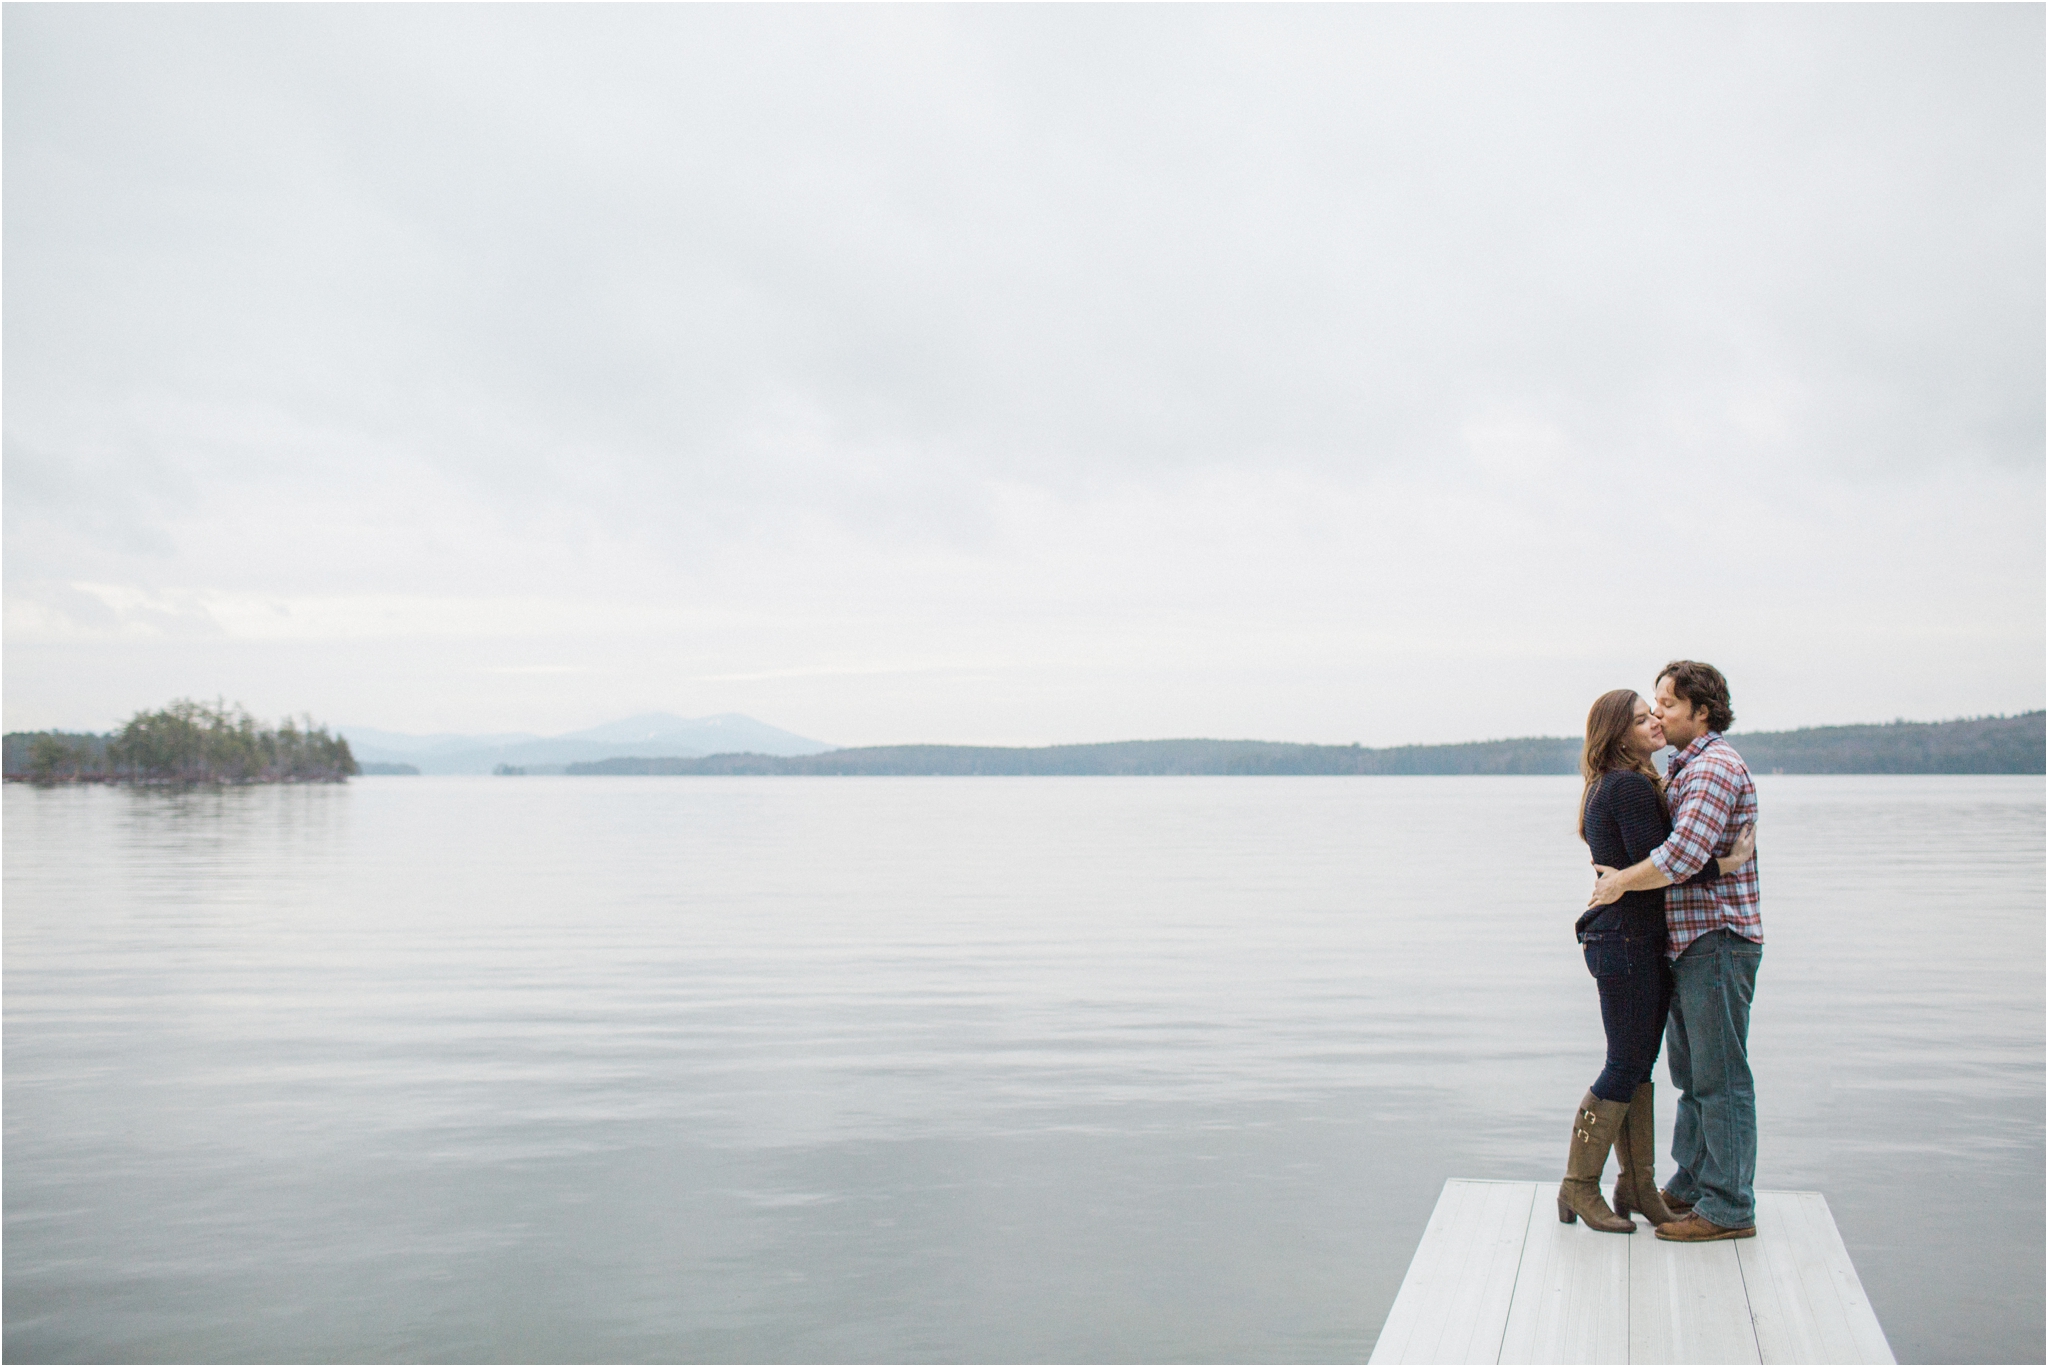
4 700 358 785
564 711 2046 777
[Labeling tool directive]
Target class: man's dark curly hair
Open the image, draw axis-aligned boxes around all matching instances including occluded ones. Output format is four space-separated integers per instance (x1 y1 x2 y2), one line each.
1658 660 1735 733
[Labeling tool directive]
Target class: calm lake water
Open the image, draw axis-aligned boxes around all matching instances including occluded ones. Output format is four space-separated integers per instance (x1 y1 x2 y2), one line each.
5 775 2042 1363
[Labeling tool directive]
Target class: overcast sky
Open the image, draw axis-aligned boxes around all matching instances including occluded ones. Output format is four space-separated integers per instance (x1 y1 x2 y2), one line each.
5 4 2042 747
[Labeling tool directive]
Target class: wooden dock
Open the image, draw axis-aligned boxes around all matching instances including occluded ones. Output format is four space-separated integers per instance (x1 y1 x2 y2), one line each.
1369 1179 1894 1365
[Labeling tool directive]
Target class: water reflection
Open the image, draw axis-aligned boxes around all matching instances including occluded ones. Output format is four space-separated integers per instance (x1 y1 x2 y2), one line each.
6 777 2042 1362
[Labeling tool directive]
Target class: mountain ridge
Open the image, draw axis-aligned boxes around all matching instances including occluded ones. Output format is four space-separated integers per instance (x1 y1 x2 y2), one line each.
340 712 833 774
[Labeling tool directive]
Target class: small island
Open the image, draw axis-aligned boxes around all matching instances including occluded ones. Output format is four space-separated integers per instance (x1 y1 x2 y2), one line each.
3 699 359 785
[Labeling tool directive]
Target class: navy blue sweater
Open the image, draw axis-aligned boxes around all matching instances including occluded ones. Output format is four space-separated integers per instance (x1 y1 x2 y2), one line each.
1579 769 1718 939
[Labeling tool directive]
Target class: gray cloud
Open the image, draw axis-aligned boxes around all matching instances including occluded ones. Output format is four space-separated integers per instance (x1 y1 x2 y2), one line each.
4 4 2040 738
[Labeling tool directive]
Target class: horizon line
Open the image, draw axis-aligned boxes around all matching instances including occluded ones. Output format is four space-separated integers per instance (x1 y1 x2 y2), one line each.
7 708 2044 752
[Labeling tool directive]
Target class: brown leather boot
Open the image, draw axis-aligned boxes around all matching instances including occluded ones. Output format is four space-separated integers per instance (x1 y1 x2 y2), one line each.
1611 1081 1679 1226
1557 1092 1635 1232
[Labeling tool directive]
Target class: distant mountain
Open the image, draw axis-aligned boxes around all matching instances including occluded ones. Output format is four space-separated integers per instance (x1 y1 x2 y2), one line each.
571 737 1582 776
553 713 832 753
337 725 543 757
564 712 2045 777
339 712 833 774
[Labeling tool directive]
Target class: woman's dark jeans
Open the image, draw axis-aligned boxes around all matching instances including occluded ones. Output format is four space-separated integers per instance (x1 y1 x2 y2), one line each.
1582 927 1674 1104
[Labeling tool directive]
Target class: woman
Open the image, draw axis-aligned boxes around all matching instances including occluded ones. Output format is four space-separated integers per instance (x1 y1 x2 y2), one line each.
1559 689 1755 1233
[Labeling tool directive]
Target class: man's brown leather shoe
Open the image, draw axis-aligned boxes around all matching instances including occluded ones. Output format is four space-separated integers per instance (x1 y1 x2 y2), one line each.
1654 1212 1755 1242
1659 1189 1695 1217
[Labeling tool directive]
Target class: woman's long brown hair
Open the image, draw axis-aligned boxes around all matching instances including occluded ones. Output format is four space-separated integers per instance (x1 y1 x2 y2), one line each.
1579 688 1666 841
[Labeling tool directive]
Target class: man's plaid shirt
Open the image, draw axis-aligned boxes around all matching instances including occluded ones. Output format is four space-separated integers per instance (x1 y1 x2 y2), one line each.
1649 731 1762 957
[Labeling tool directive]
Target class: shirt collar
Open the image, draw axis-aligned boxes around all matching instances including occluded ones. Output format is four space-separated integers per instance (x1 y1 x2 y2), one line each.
1667 730 1721 775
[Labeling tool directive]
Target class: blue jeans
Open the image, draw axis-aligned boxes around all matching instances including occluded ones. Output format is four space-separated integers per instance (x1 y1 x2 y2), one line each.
1664 928 1763 1227
1585 926 1674 1104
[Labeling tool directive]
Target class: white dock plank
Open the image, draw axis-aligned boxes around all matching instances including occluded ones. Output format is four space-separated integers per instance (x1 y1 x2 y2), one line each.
1374 1181 1891 1365
1627 1230 1759 1364
1497 1183 1630 1364
1368 1179 1536 1365
1739 1191 1896 1364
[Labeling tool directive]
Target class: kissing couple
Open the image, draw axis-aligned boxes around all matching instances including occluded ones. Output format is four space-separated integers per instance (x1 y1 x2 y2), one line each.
1559 659 1765 1243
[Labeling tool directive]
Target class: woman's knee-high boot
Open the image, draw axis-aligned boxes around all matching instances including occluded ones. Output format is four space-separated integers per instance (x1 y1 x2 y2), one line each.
1611 1081 1679 1226
1557 1091 1636 1232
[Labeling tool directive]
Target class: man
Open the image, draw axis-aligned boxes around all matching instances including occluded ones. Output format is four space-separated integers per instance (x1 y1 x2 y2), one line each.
1587 660 1761 1242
